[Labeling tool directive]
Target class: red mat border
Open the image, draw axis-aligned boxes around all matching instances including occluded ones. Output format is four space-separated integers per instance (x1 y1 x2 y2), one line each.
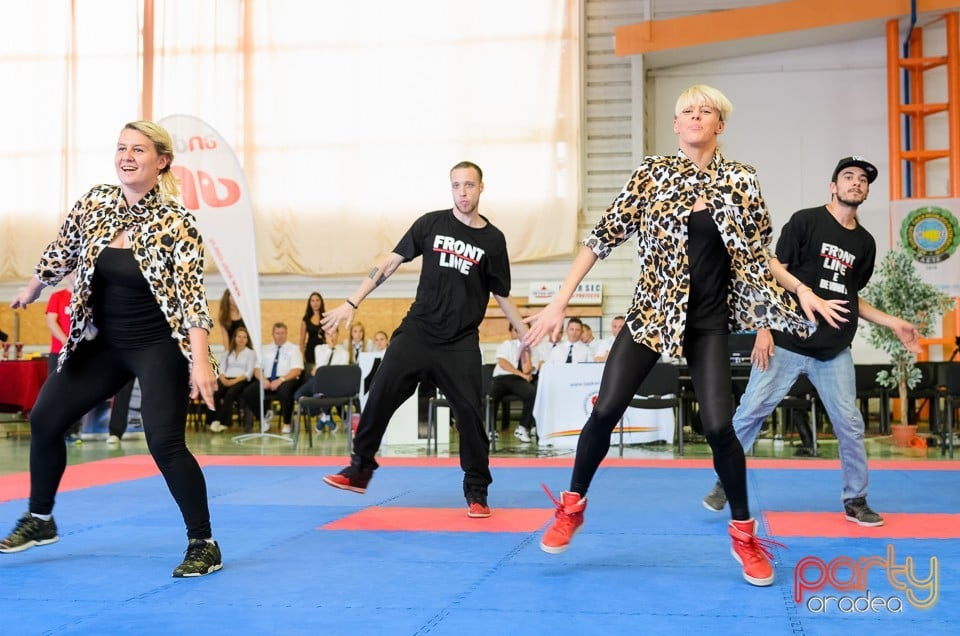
1 454 956 503
765 511 960 539
321 506 555 533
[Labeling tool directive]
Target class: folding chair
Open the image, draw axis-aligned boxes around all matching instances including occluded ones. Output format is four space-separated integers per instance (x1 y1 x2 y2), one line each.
622 362 683 456
292 365 361 451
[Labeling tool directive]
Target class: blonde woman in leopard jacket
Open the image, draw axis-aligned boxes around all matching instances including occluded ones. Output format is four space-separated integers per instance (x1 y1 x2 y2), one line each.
1 121 223 578
525 85 849 587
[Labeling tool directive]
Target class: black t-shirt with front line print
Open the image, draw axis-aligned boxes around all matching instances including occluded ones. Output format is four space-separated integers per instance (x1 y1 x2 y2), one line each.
392 209 511 350
772 205 876 361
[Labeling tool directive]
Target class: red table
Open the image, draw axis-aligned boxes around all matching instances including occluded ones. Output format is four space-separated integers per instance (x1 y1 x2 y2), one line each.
0 358 49 412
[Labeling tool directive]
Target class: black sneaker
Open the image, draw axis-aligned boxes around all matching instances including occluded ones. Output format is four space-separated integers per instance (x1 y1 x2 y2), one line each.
702 481 727 512
323 465 374 494
843 497 884 527
172 539 223 577
0 513 60 553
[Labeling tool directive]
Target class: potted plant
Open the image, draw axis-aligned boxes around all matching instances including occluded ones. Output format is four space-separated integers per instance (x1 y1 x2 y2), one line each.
861 247 955 444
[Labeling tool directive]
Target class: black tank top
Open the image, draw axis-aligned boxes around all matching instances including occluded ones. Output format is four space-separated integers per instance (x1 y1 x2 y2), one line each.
91 247 171 348
686 208 731 334
303 318 325 364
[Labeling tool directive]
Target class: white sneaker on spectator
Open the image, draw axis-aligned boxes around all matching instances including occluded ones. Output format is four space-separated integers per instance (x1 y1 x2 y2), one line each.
260 410 275 431
281 424 291 434
514 427 531 443
208 421 225 433
106 435 121 445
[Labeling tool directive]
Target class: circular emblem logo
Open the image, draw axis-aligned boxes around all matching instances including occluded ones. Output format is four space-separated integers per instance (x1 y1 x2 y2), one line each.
583 392 599 416
900 206 960 264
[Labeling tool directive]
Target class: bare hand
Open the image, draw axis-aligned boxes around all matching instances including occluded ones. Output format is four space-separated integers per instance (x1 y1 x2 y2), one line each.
893 319 922 354
797 288 849 329
11 285 43 310
190 361 217 410
750 329 775 371
321 303 355 333
523 301 567 348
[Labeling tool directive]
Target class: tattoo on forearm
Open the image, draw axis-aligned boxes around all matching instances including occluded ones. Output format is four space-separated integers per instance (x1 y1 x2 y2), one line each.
367 268 378 280
375 274 387 287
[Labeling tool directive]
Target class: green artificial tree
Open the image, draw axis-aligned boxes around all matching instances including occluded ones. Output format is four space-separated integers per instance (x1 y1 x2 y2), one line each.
861 248 955 429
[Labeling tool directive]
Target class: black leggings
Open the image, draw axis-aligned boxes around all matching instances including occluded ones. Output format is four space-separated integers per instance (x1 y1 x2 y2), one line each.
29 337 213 539
570 328 750 521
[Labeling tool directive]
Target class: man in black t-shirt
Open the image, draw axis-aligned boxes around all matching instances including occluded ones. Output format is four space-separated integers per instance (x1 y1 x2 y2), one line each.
701 157 921 527
321 161 527 518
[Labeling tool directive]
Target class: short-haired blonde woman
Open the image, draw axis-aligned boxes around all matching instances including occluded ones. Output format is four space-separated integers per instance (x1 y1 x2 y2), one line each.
525 85 847 586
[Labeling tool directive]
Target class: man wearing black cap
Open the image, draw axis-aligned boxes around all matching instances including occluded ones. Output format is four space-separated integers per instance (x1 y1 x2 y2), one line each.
701 156 921 527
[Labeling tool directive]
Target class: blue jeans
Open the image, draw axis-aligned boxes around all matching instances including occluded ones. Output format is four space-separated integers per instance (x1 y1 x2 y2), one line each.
733 345 868 501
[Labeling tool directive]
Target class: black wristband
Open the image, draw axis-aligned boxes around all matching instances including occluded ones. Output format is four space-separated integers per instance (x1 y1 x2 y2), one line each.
346 299 359 310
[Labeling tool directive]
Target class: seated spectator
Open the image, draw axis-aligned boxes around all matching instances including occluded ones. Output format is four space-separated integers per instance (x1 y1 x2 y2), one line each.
294 326 349 433
490 323 539 442
580 324 598 359
372 330 390 355
242 322 303 433
594 315 625 362
208 326 257 433
542 317 592 365
347 322 372 365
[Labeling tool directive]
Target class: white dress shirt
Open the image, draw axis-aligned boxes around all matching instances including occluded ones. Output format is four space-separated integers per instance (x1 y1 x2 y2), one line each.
543 339 592 364
261 342 303 379
493 338 540 377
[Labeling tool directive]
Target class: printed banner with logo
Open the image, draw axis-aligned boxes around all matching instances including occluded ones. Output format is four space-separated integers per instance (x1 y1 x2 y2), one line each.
158 115 265 422
528 281 603 305
890 198 960 296
533 362 673 449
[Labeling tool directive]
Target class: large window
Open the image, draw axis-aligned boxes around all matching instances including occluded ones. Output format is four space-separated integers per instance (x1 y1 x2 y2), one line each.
0 1 580 279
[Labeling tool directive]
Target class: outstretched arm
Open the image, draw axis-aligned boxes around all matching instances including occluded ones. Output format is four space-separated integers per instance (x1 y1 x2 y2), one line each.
321 252 405 331
523 246 598 347
11 276 47 309
859 297 922 354
493 293 527 338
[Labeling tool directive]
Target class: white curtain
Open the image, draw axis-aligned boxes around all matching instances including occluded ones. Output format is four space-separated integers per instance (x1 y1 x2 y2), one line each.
1 0 580 280
0 0 142 280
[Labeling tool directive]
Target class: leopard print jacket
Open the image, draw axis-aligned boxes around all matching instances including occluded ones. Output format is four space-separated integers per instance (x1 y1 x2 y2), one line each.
35 184 216 371
584 150 814 359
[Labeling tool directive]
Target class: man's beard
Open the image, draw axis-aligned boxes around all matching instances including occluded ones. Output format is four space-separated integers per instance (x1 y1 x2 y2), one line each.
836 192 865 207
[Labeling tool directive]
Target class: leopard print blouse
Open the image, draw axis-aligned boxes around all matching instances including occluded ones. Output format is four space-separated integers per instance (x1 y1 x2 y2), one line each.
584 149 814 359
35 184 216 371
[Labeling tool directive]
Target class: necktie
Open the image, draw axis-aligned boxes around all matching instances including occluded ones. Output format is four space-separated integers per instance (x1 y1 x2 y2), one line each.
565 343 573 363
269 348 280 380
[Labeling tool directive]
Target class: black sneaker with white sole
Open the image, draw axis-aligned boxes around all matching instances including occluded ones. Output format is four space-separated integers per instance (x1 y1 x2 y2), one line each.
0 512 60 553
172 538 223 577
843 497 884 527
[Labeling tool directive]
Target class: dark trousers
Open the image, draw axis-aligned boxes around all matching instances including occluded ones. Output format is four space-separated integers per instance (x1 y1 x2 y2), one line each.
207 379 249 426
489 374 537 430
243 378 298 424
570 328 749 520
351 332 490 498
30 337 212 539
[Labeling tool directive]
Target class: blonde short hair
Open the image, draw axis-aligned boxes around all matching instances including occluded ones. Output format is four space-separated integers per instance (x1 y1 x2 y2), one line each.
674 84 733 122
